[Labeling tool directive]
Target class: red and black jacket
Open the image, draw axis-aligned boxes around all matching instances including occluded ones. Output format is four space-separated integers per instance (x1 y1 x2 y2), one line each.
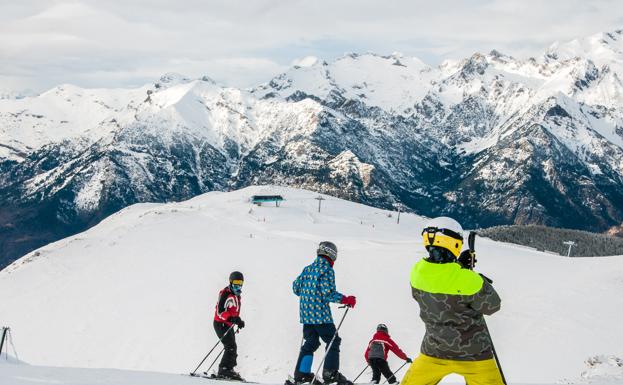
214 286 241 326
364 330 408 361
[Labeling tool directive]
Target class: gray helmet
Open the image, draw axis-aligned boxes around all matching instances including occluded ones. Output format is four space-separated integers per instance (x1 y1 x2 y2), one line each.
317 241 338 262
377 323 388 333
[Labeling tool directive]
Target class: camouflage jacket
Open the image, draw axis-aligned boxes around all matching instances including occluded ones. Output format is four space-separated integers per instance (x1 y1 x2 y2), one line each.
410 259 501 360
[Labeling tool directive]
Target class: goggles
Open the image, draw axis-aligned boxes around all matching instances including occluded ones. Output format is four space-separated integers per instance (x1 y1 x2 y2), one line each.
421 226 463 257
231 280 244 285
421 226 463 241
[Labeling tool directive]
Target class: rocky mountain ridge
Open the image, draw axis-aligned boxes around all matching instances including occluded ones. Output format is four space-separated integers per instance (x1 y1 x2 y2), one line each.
1 29 623 267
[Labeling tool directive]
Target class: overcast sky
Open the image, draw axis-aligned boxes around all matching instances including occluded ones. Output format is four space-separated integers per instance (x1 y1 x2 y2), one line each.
1 0 622 93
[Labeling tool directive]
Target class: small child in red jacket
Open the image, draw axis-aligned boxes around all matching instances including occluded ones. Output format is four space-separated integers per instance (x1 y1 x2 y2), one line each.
213 271 245 380
364 324 412 384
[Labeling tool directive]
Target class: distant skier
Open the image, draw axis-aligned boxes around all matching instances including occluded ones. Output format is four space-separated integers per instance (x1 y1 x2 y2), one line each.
213 271 246 381
364 324 411 384
401 217 503 385
291 241 357 385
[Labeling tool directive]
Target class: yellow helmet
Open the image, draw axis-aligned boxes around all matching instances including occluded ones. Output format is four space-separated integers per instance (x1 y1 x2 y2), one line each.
421 217 464 257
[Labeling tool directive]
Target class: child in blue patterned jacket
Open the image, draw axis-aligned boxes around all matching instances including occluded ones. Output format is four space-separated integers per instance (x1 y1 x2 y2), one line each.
291 241 357 385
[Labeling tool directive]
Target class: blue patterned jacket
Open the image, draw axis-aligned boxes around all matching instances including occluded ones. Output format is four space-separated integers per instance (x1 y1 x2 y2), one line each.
293 256 345 324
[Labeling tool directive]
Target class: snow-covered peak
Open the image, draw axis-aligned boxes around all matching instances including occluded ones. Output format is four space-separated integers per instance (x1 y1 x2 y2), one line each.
256 52 435 112
5 27 623 163
154 72 193 89
546 29 623 67
0 83 150 160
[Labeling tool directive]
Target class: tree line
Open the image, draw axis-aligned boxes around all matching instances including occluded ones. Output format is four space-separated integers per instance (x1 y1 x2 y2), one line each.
478 225 623 257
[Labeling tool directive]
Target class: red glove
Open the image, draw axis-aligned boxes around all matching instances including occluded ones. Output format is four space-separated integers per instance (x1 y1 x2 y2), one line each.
341 295 357 308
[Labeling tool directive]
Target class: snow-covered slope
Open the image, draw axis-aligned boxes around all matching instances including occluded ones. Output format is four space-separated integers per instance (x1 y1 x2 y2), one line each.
2 359 623 385
0 359 220 385
0 186 622 384
2 30 623 269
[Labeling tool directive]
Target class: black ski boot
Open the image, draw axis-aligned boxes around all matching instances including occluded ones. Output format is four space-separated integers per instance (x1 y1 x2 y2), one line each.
288 373 324 385
322 370 353 385
217 367 245 381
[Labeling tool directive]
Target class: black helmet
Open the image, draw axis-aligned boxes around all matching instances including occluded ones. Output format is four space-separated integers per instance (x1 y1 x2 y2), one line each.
229 271 244 283
317 241 338 262
377 323 388 333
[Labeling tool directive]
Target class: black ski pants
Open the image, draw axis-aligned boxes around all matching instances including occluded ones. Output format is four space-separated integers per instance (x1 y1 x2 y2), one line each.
213 321 237 370
294 323 341 377
368 358 396 384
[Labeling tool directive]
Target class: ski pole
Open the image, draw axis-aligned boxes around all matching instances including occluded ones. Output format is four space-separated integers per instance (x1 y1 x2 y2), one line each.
382 361 408 384
468 231 477 270
312 307 350 384
205 347 225 375
352 364 369 382
0 327 7 359
190 324 236 376
7 328 18 361
483 320 507 385
468 231 507 385
204 327 241 376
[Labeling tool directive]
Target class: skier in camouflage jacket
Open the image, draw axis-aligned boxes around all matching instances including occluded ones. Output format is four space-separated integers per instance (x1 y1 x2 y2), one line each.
401 217 504 385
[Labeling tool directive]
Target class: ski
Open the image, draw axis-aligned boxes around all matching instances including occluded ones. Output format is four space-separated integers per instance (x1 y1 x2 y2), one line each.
188 372 257 383
284 375 326 385
284 377 374 385
284 379 325 385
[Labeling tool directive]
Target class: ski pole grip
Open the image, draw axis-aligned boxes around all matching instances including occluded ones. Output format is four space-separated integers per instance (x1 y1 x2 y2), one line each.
468 231 477 270
468 231 477 251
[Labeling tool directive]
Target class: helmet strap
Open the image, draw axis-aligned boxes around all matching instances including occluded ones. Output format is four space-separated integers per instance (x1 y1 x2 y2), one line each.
427 231 436 246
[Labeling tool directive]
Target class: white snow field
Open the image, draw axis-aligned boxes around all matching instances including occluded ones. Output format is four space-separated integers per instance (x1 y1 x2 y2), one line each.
1 186 622 384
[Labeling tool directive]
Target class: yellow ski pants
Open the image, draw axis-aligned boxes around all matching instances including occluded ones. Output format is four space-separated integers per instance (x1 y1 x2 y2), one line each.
400 354 504 385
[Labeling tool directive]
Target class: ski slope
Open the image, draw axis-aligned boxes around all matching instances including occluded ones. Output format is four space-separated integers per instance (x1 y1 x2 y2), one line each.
1 359 622 385
0 186 622 384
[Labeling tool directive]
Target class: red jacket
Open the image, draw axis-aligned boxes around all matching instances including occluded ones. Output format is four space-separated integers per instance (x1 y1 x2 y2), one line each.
214 286 241 326
364 331 408 361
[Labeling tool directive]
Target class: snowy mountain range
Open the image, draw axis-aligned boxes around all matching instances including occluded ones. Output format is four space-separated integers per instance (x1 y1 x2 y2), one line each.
2 29 623 267
1 186 622 384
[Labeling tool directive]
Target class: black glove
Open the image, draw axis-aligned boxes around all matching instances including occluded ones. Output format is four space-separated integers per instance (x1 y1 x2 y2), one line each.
229 316 245 329
457 250 476 270
406 357 413 363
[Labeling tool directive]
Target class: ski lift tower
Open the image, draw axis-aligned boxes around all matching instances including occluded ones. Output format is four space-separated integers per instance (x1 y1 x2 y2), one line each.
392 203 403 224
315 195 325 213
563 241 576 257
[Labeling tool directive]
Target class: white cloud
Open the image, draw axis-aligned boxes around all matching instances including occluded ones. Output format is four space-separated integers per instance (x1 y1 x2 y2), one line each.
1 0 622 93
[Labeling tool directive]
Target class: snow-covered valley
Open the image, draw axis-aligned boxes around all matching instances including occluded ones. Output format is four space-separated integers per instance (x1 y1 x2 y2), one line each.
1 186 622 384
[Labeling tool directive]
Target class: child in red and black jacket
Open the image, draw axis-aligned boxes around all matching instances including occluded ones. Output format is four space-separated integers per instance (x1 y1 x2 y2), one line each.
213 271 245 380
364 324 412 384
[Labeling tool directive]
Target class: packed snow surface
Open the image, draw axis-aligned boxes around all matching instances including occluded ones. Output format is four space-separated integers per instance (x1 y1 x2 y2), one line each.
1 186 622 384
1 360 622 385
